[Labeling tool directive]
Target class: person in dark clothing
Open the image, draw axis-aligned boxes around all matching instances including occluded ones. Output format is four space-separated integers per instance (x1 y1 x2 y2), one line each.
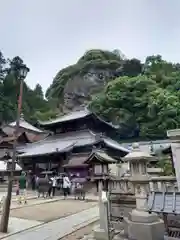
48 178 52 197
31 175 36 191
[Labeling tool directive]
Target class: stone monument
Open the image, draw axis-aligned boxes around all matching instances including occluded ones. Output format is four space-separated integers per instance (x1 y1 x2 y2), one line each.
123 143 164 240
93 180 114 240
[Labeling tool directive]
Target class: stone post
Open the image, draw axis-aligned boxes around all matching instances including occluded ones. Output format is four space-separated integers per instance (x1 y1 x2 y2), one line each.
167 129 180 190
123 143 165 240
93 186 113 240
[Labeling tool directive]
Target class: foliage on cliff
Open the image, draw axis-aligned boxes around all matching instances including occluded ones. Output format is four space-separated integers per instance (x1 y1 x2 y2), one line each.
90 55 180 138
2 47 180 139
0 51 58 124
46 49 142 102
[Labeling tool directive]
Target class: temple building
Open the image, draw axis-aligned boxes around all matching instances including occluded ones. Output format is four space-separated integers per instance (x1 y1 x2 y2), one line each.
17 108 130 176
2 114 47 143
0 114 46 162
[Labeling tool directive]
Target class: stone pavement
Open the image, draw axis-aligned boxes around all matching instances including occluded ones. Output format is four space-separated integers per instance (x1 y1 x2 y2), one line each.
1 206 99 240
10 196 63 210
10 199 97 222
0 217 42 239
0 190 37 202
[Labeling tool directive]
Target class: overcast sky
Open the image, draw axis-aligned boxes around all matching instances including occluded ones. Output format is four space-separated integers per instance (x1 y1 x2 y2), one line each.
1 0 180 92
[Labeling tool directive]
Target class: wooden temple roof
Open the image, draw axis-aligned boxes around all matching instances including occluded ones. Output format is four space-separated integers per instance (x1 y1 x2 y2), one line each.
85 150 117 164
18 130 129 158
18 140 74 158
0 132 31 144
38 108 119 129
39 109 91 126
3 115 44 135
148 191 180 214
63 154 89 168
63 150 117 168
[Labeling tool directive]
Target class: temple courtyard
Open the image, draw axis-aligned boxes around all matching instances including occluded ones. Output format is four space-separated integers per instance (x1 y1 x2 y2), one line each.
0 195 99 240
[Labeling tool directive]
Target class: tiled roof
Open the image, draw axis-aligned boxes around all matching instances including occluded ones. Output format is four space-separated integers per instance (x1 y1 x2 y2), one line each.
63 154 89 167
0 132 30 144
18 140 75 158
39 109 91 126
9 119 43 133
95 151 117 163
86 150 117 164
18 130 129 158
148 191 180 214
18 130 97 158
47 130 98 147
103 138 130 153
39 108 120 129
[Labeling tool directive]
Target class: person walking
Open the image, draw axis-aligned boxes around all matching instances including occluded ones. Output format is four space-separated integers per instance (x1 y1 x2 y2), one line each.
48 178 52 198
62 174 71 199
18 172 27 204
31 174 36 191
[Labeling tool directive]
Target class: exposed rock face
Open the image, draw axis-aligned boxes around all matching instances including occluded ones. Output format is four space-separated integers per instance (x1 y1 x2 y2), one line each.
63 68 113 111
46 49 126 112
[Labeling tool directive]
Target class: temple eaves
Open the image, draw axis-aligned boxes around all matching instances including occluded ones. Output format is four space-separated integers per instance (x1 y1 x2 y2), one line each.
38 107 119 129
17 130 130 158
3 117 44 134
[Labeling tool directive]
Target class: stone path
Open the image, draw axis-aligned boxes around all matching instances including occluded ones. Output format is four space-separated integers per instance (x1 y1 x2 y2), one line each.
61 222 99 240
2 206 99 240
0 217 42 239
10 196 65 210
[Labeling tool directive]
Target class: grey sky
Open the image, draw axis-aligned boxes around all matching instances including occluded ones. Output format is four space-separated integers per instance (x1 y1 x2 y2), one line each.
1 0 180 92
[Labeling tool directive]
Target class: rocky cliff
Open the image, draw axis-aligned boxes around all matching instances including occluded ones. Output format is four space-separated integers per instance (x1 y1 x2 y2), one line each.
46 49 126 112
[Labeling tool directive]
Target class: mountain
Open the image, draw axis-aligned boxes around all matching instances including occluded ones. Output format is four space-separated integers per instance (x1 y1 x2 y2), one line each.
46 50 180 139
46 49 142 112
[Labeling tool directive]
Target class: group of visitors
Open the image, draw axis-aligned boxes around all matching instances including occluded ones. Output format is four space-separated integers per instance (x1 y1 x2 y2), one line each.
35 173 72 199
15 171 84 201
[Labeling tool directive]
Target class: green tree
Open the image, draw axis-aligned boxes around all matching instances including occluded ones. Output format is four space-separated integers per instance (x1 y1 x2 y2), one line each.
34 84 44 98
0 51 57 124
0 51 6 81
157 157 174 176
90 74 180 138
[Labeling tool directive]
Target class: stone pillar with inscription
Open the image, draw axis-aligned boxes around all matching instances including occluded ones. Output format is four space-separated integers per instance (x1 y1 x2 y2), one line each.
123 143 164 240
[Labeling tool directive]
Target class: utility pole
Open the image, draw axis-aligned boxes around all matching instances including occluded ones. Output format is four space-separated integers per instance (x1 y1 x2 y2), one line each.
0 65 29 233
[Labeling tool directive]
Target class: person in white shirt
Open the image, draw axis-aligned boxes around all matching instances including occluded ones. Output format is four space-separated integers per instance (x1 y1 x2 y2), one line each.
62 174 71 199
51 175 57 197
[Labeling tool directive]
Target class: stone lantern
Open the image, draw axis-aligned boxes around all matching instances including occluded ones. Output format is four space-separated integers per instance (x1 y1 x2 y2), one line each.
123 143 164 240
123 142 152 210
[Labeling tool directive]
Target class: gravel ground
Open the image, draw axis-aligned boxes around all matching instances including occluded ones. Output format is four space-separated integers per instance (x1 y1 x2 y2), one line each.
10 200 97 222
59 221 99 240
